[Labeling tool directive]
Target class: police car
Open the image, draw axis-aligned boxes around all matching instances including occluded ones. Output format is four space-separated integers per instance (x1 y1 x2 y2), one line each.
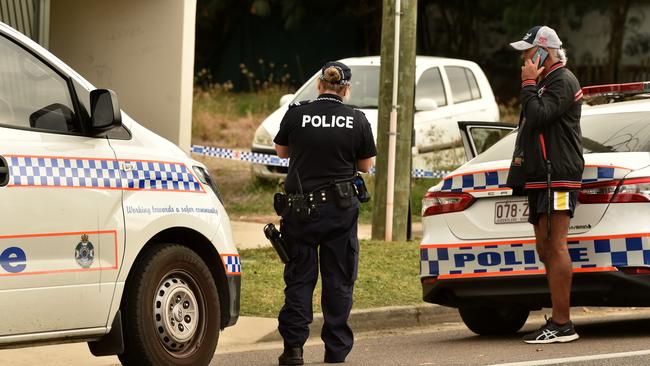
0 22 240 365
420 82 650 335
252 56 500 178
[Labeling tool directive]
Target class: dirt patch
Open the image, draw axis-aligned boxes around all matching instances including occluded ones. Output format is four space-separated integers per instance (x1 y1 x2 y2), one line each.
192 112 260 149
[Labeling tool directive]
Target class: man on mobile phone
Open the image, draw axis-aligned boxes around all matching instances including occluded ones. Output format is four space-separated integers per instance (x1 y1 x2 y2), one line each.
507 25 584 344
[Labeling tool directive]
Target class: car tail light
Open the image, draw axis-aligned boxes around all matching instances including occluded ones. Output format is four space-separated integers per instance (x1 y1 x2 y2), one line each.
579 177 650 204
619 267 650 275
578 181 618 204
422 191 475 217
611 177 650 203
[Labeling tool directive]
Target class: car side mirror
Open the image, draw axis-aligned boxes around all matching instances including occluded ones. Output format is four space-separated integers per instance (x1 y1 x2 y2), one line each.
279 94 295 107
415 98 438 112
90 89 122 133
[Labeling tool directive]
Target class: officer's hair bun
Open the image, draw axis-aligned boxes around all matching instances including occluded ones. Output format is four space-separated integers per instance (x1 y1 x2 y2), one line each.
322 66 342 84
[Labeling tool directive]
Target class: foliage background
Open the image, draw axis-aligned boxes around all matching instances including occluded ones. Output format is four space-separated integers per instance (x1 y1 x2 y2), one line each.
195 0 650 102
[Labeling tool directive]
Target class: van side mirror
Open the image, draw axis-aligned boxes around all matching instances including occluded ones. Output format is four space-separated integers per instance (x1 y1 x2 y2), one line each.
90 89 122 133
279 94 295 107
415 98 438 112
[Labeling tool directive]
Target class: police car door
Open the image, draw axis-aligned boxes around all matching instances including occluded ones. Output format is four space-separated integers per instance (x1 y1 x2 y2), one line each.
0 33 121 336
457 121 516 160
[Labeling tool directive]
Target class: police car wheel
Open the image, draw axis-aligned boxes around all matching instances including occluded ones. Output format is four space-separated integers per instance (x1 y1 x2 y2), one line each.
458 306 529 335
118 244 220 366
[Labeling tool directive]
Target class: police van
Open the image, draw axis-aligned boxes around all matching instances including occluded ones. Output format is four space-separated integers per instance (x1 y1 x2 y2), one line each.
0 22 240 365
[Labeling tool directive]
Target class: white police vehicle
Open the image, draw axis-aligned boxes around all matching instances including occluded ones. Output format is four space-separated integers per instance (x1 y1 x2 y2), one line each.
252 56 500 178
420 82 650 335
0 22 240 366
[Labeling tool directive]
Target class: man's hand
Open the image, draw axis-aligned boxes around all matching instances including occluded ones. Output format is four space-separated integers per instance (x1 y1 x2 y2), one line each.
521 57 545 82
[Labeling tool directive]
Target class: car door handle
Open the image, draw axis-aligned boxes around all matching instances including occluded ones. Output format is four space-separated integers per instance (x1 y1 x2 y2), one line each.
0 156 9 187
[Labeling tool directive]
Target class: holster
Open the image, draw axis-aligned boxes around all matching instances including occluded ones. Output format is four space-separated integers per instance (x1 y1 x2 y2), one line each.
263 223 290 263
273 192 288 216
334 181 354 209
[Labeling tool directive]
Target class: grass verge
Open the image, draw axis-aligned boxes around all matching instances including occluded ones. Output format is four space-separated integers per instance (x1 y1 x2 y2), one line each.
239 240 421 318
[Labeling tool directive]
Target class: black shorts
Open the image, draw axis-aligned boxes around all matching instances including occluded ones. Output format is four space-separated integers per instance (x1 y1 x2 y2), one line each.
527 190 578 225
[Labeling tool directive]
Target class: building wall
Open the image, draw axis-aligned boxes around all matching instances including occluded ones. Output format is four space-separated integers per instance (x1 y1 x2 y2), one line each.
49 0 196 152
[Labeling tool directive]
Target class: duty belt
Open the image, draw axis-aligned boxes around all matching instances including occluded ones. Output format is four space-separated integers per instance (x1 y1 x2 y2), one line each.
288 188 338 205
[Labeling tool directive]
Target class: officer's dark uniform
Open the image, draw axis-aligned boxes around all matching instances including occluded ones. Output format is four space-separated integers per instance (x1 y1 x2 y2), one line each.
274 65 376 363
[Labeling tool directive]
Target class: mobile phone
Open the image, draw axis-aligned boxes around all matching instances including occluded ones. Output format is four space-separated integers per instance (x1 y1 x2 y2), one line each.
531 47 548 66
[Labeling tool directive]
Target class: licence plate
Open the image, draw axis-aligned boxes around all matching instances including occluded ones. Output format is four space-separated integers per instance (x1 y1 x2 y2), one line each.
494 200 529 224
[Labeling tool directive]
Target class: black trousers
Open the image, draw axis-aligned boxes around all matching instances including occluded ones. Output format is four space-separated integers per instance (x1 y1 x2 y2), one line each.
278 198 359 362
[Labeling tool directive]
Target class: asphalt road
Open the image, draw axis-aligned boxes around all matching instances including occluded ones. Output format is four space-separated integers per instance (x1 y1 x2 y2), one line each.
214 310 650 366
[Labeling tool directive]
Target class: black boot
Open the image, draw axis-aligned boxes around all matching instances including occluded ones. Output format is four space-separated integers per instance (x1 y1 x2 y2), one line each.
279 347 304 365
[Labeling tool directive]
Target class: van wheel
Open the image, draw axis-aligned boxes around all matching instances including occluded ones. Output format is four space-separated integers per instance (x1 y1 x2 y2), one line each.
459 306 529 335
118 244 220 366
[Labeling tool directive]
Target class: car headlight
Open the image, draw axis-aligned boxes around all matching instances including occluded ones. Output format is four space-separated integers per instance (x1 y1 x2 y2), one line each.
193 166 224 204
253 125 274 147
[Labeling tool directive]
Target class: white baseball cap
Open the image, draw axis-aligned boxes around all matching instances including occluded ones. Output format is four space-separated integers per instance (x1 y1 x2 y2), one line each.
510 25 563 50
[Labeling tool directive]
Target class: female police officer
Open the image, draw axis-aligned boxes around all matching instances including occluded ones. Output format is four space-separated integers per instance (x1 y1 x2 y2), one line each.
273 61 376 365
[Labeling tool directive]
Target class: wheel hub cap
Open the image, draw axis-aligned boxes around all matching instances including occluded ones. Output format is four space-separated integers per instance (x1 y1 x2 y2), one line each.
154 276 200 351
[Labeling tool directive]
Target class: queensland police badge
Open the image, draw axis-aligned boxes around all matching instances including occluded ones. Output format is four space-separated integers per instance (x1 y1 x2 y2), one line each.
75 234 95 268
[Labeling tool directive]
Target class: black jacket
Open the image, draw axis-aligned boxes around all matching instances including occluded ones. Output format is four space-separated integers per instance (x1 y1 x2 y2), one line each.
506 63 584 192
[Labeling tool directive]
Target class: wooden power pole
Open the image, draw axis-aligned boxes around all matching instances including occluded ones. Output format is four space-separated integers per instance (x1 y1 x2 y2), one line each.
372 0 417 241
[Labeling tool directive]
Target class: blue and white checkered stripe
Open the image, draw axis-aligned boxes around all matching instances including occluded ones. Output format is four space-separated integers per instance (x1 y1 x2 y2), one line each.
8 156 203 193
120 160 202 191
437 165 633 193
581 166 631 184
222 255 241 275
192 145 290 167
420 234 650 278
413 168 449 179
191 144 450 179
10 156 123 188
440 169 509 192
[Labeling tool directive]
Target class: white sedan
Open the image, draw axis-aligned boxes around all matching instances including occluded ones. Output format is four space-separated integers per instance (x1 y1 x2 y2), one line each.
252 56 500 178
420 85 650 335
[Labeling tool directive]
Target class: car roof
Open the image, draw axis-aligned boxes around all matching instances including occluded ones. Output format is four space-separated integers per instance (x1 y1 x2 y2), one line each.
337 55 479 69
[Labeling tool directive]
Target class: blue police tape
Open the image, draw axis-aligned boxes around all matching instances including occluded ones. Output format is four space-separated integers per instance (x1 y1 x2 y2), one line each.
190 144 450 179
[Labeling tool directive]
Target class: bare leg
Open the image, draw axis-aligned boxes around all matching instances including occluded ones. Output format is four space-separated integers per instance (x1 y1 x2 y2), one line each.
535 212 572 324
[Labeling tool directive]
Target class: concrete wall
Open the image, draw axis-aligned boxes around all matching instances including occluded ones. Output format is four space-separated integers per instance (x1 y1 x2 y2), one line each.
49 0 196 152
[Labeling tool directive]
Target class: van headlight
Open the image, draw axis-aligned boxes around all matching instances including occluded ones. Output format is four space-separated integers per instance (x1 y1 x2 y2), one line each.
193 166 224 204
253 125 274 147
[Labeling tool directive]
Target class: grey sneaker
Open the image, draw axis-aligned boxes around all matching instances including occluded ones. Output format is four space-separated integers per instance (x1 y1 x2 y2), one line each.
523 316 579 344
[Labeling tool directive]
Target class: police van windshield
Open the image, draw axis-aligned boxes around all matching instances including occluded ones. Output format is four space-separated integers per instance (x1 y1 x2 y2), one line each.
471 111 650 164
293 66 380 108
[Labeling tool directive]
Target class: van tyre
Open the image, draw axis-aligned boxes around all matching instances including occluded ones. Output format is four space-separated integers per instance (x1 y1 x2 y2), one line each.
459 306 529 335
119 244 220 366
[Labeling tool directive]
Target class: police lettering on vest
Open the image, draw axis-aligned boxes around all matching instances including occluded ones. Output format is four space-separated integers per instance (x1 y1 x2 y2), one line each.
301 115 354 129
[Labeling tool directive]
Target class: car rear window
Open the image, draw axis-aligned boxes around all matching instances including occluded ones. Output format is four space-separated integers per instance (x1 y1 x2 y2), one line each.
471 111 650 164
